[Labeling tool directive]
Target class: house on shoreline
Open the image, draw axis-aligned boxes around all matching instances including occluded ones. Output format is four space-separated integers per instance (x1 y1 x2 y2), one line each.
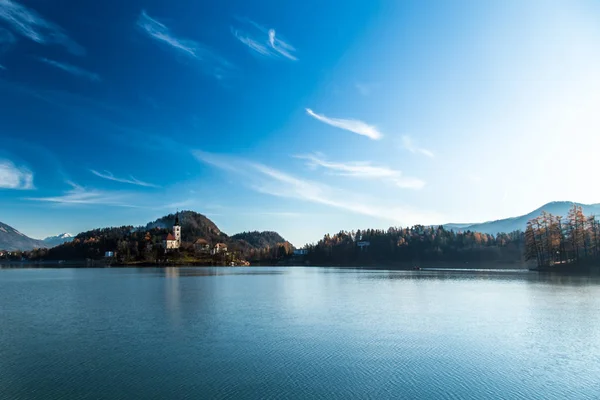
211 243 228 255
194 238 210 252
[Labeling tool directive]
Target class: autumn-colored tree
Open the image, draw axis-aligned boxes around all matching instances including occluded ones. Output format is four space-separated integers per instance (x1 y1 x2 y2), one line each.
567 205 586 262
523 207 600 268
525 222 541 265
539 211 562 265
589 216 600 258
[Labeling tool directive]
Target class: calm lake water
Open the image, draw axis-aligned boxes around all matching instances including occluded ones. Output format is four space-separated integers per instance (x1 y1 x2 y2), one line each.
1 267 599 399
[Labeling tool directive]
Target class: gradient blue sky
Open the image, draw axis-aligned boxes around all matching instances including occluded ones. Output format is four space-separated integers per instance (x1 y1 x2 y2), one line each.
2 0 600 246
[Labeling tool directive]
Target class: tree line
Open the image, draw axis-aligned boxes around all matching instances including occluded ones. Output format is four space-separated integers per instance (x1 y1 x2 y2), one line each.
7 206 599 269
4 224 294 265
304 225 525 266
525 205 600 267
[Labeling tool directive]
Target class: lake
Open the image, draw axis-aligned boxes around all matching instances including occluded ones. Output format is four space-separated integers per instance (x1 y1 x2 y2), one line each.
1 267 599 399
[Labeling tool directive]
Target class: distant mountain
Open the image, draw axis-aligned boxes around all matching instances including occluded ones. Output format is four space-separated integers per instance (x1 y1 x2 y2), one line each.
443 201 600 235
42 233 74 248
0 222 45 251
231 231 288 249
441 223 473 231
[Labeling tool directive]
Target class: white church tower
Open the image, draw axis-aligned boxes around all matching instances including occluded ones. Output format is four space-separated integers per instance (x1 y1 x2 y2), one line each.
173 212 181 248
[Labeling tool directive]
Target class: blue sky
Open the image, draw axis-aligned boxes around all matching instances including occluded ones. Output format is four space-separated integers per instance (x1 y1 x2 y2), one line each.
2 0 600 246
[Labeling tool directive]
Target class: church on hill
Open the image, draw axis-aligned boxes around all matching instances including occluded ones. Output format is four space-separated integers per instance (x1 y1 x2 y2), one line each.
162 213 181 250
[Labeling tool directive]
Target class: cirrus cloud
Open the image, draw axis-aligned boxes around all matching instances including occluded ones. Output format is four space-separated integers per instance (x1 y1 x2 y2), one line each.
90 169 160 188
401 135 434 158
296 153 425 190
137 10 232 79
24 181 136 207
38 58 100 82
306 108 382 140
193 150 440 226
0 0 84 55
232 18 297 61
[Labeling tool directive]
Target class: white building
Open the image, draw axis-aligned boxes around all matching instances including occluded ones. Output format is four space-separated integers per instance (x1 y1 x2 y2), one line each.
211 243 228 255
162 213 181 250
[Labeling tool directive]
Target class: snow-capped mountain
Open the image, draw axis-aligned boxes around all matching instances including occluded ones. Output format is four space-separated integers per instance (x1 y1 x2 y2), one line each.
443 201 600 234
42 233 74 248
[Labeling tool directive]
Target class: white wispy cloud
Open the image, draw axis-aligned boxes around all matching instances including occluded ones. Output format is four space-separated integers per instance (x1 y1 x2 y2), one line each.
90 169 159 188
305 108 383 140
137 10 232 78
401 135 434 158
0 0 84 55
267 28 296 60
137 10 196 57
38 58 100 82
25 181 136 207
232 18 297 61
296 153 425 190
0 159 33 189
193 151 441 225
232 29 270 56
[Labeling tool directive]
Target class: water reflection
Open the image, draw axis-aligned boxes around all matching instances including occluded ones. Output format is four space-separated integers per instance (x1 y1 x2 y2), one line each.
165 266 180 278
156 267 290 332
164 267 181 326
351 268 600 286
1 266 600 399
535 272 600 286
139 266 287 278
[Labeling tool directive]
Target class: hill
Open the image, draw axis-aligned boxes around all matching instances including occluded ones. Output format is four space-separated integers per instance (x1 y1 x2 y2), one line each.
231 231 288 249
0 222 45 251
145 211 225 243
39 211 292 262
444 201 600 234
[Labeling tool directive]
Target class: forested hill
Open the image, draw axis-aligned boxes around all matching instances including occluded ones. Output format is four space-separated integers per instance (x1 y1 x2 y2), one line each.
305 226 525 266
231 231 287 249
145 211 225 243
33 211 292 262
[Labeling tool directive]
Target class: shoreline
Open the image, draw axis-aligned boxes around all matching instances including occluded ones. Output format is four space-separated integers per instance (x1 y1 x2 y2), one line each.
3 262 599 276
1 260 530 270
5 259 599 275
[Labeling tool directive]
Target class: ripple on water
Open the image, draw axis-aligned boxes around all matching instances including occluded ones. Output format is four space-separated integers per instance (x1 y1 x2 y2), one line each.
1 267 600 399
